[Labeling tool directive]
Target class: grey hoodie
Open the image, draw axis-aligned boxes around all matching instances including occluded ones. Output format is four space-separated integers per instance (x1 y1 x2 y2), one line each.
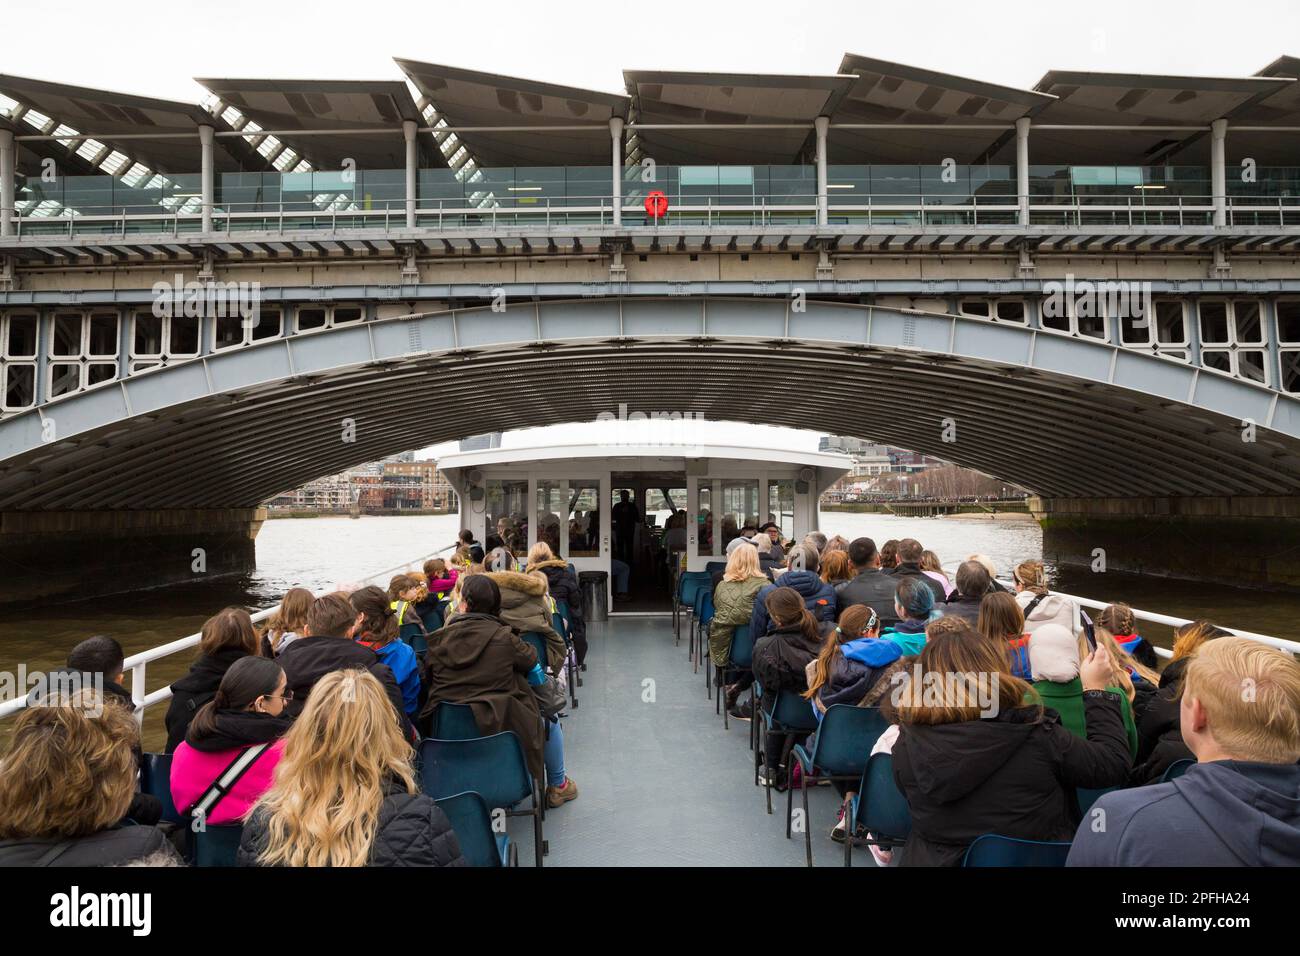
1067 760 1300 866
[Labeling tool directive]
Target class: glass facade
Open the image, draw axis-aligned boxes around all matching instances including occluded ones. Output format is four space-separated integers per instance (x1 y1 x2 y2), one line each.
567 481 601 558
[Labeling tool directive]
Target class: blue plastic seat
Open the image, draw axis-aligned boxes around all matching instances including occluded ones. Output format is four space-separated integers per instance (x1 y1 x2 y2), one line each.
692 587 716 677
674 571 711 645
1076 786 1118 815
192 824 244 867
716 625 755 728
520 632 550 676
418 733 545 867
140 752 183 825
429 701 480 740
847 753 911 867
1161 758 1195 782
552 600 579 706
962 834 1071 867
399 621 428 655
755 688 820 814
417 600 445 634
788 705 888 865
435 790 515 867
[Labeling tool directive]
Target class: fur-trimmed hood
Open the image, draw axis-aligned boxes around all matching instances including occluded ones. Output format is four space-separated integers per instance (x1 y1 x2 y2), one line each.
486 570 546 598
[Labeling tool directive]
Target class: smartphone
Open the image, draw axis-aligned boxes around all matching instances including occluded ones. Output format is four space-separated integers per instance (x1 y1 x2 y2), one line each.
1081 610 1097 650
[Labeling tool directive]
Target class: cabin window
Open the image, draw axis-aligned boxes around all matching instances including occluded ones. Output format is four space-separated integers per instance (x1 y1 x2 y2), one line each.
567 482 601 557
768 479 795 542
485 480 528 554
720 479 759 552
536 481 564 555
697 483 714 556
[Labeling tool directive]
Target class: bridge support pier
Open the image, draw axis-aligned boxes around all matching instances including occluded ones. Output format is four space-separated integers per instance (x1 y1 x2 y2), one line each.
1029 496 1300 591
0 508 265 606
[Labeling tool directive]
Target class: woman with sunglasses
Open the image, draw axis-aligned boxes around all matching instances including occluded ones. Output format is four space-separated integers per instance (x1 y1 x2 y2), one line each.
170 656 293 827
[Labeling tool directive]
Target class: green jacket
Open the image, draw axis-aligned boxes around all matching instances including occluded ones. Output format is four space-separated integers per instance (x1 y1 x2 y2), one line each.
1030 677 1139 757
708 576 767 667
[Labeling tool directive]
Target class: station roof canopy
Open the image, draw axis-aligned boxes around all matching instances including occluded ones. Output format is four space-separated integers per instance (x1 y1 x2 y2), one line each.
624 70 854 165
395 58 628 167
195 77 440 170
0 73 261 175
827 54 1053 164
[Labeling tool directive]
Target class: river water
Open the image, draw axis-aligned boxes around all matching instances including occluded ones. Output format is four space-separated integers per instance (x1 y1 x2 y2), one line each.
3 511 1298 749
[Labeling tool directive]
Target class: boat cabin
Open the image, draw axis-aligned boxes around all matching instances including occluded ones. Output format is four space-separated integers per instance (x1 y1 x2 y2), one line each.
436 443 852 612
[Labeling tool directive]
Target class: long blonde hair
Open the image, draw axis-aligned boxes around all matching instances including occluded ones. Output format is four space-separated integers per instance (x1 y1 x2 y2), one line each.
723 543 765 583
251 669 415 867
1094 628 1160 697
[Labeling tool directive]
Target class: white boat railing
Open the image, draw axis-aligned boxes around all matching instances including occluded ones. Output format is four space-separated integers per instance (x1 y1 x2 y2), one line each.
0 545 456 723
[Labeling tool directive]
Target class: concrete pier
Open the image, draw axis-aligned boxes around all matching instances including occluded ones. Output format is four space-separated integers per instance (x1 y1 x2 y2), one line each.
1031 496 1300 592
0 508 265 606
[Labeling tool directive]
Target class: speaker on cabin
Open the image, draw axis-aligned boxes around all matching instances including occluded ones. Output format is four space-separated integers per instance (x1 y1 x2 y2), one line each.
795 480 810 495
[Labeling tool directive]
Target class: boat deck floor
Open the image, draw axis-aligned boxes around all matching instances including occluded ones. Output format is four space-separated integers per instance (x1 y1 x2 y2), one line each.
518 616 878 867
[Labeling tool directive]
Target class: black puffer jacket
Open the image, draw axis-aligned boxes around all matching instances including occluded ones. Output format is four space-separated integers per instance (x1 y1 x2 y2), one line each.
893 693 1132 866
527 558 587 664
0 825 181 866
164 648 250 753
752 622 832 709
835 568 901 627
237 783 466 867
1130 657 1193 785
277 636 405 723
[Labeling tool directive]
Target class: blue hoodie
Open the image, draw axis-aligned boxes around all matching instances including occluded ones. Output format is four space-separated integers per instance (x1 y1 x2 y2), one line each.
881 618 929 657
751 571 836 638
363 639 421 717
1067 760 1300 866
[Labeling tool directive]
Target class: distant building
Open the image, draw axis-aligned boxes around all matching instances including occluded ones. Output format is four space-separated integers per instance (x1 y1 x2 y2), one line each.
265 455 457 512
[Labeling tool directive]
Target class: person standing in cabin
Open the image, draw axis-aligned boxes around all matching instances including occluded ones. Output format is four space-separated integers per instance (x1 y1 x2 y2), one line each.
165 607 261 753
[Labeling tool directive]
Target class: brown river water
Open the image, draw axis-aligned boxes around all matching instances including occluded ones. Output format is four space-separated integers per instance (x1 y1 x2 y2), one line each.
3 511 1298 750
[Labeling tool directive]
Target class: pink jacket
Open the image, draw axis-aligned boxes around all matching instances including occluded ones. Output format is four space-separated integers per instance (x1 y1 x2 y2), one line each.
428 568 459 595
169 739 286 825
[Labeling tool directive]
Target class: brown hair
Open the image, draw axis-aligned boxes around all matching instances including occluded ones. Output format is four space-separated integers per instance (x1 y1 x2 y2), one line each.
820 550 855 586
824 535 850 554
0 690 140 839
423 558 447 579
1013 559 1048 596
925 615 980 642
896 538 923 563
804 604 878 700
387 574 419 603
919 550 945 574
1170 619 1231 664
896 628 1037 726
879 540 900 570
199 607 260 658
306 593 358 638
350 586 399 646
764 586 819 643
266 588 313 652
1097 602 1137 637
978 591 1025 641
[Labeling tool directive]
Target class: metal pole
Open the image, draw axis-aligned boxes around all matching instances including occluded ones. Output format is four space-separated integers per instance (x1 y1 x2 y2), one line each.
199 124 214 234
1015 117 1030 228
403 119 418 229
1211 118 1227 228
609 116 624 227
0 128 14 237
814 115 829 227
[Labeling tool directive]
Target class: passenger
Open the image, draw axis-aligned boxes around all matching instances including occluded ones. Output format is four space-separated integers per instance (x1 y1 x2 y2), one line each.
966 553 1008 593
458 528 485 564
1012 559 1078 636
758 522 786 562
262 588 313 658
351 586 422 720
825 535 850 554
893 631 1132 866
835 536 900 627
820 550 856 589
879 539 900 571
0 687 183 867
1027 623 1139 757
419 575 577 808
748 545 836 641
525 541 587 668
751 532 781 579
977 590 1031 679
1130 620 1231 784
1095 602 1160 670
803 604 890 716
941 560 993 625
880 577 941 655
889 539 948 605
709 543 770 712
1068 638 1300 867
238 669 465 868
165 607 260 753
751 587 834 786
919 550 951 595
387 574 431 649
169 657 291 826
423 558 459 599
803 532 829 556
277 593 406 725
482 547 567 674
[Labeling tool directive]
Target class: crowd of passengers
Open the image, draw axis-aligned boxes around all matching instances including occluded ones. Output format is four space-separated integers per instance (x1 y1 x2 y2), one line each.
0 526 1297 867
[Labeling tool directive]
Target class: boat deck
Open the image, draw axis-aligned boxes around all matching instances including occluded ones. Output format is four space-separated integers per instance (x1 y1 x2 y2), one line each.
525 616 874 867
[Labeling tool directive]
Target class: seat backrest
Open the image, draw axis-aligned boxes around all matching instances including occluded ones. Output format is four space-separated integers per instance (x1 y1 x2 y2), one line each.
140 752 183 825
704 561 726 573
418 733 533 810
192 824 244 867
962 834 1071 867
554 600 572 634
1076 786 1118 815
430 701 480 740
520 632 549 671
1161 758 1195 782
434 791 503 868
768 689 819 732
400 622 429 655
679 572 709 605
810 705 888 774
729 625 755 668
856 753 911 843
418 602 445 633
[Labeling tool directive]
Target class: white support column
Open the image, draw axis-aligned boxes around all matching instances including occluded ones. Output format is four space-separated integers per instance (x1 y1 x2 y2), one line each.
1016 116 1031 228
609 116 624 227
814 115 829 227
198 124 214 233
0 128 15 237
403 120 418 229
1211 118 1228 227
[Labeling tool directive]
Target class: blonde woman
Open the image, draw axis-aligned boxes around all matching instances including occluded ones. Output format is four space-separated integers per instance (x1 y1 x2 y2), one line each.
1012 559 1078 636
709 543 769 710
238 669 465 867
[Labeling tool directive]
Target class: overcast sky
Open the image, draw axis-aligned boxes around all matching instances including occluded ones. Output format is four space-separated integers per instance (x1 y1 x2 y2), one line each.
13 0 1292 460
